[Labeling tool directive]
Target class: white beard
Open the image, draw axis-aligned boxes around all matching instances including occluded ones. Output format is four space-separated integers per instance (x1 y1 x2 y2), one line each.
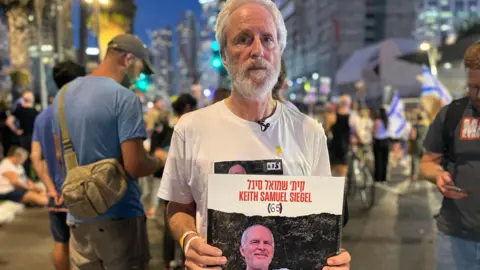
226 56 280 99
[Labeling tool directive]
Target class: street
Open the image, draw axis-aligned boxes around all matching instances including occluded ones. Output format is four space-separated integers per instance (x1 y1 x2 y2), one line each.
0 166 442 270
343 166 441 270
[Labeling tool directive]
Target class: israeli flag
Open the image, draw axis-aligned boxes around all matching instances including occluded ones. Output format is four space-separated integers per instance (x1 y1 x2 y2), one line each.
421 66 452 105
383 88 407 139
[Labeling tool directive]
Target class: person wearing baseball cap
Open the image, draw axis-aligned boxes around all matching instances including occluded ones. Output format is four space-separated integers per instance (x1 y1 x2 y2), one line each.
108 34 155 75
106 33 155 88
50 33 164 269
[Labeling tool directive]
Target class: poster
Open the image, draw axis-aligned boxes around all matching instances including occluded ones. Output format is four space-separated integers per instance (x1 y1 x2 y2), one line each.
207 160 345 269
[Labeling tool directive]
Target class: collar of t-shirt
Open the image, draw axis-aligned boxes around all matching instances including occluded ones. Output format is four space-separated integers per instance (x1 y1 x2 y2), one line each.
220 100 283 132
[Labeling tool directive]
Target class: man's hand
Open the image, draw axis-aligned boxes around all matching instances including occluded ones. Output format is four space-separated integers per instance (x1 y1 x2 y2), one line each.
47 189 67 212
47 189 64 205
436 171 468 199
154 149 168 163
184 237 227 270
16 129 24 136
323 249 351 270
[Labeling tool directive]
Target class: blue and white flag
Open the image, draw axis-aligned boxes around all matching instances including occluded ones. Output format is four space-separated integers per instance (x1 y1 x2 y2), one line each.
421 66 452 105
384 88 407 139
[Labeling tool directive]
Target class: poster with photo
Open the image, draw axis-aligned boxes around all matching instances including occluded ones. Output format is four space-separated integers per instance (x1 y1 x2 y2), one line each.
208 160 345 269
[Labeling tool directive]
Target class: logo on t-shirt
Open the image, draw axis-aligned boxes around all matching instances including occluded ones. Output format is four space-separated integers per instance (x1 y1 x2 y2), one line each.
460 117 480 140
266 161 282 171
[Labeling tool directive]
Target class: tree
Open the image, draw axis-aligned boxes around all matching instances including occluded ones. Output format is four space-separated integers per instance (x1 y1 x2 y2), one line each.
1 0 32 69
86 0 136 60
456 19 480 40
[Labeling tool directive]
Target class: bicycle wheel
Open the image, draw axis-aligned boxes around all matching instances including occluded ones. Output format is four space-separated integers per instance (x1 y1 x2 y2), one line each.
346 158 358 198
359 164 375 209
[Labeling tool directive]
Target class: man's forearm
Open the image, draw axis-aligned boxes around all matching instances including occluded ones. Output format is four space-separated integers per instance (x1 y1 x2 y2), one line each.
12 179 29 190
136 155 162 178
421 161 444 184
167 201 197 242
32 159 56 191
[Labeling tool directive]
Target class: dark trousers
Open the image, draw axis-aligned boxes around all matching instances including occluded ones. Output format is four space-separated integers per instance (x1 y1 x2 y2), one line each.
373 139 389 182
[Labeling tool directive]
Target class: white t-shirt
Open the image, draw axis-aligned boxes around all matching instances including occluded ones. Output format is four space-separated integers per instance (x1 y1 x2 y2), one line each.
157 101 331 238
284 101 299 112
0 158 26 194
356 117 374 144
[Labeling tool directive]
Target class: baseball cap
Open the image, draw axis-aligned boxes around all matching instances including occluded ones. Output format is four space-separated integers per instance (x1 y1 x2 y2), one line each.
107 34 154 75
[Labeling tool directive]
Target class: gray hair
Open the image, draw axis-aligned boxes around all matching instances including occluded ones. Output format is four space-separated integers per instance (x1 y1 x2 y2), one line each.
215 0 287 57
8 146 28 159
241 225 275 248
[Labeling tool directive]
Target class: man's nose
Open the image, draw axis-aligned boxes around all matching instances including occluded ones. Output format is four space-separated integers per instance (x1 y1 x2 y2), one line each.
250 36 264 58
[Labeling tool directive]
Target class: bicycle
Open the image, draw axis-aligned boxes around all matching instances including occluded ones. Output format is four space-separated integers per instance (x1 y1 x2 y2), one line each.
346 144 376 209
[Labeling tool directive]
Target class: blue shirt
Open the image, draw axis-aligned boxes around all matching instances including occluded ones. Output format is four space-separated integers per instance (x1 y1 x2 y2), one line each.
52 76 147 222
32 105 63 192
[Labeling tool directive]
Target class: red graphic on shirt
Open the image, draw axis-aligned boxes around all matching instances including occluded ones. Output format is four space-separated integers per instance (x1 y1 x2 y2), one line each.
460 117 480 140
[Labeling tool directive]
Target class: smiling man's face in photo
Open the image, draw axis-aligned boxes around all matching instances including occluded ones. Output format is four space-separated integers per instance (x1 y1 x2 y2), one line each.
240 225 274 270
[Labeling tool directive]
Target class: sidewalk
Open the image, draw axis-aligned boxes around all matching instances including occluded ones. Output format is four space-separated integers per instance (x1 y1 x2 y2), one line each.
0 207 169 270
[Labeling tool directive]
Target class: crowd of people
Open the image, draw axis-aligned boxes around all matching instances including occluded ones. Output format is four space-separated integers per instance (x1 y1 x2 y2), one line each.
0 0 478 269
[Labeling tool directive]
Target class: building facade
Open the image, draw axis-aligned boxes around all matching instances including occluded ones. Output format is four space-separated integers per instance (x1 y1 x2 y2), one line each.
276 0 365 98
149 27 174 96
198 0 221 92
414 0 480 42
176 10 198 94
275 0 417 99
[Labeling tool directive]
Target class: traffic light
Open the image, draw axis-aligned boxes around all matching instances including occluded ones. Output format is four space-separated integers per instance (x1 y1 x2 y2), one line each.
135 73 150 92
211 41 224 70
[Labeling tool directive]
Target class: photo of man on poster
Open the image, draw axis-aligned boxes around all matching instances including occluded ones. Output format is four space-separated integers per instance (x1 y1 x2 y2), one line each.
240 225 275 270
229 164 247 174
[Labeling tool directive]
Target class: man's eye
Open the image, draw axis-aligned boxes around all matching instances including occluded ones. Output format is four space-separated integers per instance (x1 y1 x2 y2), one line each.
238 36 251 44
264 36 274 44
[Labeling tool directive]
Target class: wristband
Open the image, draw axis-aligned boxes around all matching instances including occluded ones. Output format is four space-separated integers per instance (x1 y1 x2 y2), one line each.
179 231 198 249
184 236 201 254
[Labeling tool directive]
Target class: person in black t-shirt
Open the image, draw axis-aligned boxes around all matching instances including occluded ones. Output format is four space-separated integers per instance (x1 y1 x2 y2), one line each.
154 93 197 270
6 91 38 176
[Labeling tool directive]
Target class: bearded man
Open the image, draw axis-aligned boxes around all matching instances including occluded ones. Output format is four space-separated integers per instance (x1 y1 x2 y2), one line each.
157 0 351 269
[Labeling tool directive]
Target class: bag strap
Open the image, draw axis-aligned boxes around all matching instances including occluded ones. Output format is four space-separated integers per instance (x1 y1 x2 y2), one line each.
58 83 79 170
442 96 469 169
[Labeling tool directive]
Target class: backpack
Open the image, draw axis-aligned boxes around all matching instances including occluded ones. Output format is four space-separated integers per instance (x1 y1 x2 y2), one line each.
442 97 469 170
58 84 128 220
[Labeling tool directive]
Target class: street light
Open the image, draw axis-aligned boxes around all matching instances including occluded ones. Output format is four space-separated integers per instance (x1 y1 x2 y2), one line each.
420 41 438 77
420 42 431 51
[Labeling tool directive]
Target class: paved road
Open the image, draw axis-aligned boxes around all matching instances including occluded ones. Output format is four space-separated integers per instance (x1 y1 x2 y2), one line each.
342 166 442 270
0 166 442 270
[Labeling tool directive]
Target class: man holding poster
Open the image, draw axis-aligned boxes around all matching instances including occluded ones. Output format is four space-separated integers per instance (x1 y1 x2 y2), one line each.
157 0 351 269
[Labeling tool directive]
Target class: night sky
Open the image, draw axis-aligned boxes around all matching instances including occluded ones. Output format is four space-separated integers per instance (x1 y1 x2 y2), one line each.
72 0 202 48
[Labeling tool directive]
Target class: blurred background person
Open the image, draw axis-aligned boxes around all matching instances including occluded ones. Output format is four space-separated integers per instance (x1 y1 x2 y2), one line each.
5 90 38 177
409 110 428 182
30 60 86 270
327 94 354 176
373 108 390 182
144 97 169 136
0 100 8 157
212 87 231 104
150 93 197 269
272 58 298 111
354 107 374 146
0 146 47 206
